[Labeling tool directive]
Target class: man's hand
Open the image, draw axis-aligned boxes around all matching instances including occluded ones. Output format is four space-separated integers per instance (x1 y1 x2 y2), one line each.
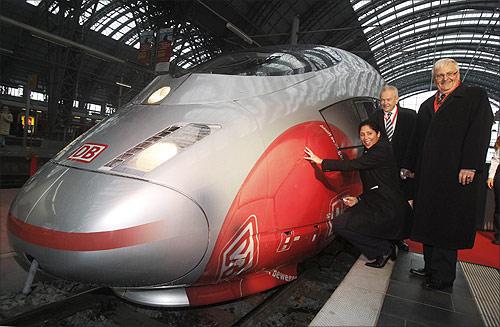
459 169 475 186
400 168 414 180
487 178 494 189
342 196 358 207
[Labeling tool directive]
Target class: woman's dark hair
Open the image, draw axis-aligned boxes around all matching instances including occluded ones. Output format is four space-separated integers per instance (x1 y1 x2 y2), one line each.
358 119 381 134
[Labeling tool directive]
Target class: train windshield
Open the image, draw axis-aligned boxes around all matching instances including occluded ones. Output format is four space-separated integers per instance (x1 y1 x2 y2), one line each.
175 45 342 77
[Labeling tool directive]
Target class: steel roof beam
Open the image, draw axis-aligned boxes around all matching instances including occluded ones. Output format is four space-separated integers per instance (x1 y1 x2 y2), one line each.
0 14 153 74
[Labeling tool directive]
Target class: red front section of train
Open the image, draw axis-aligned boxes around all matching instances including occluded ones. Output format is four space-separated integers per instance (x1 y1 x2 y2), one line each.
185 121 362 306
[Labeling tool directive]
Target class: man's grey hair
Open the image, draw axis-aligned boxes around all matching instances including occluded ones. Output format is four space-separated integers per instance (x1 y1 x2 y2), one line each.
380 85 399 98
433 58 459 74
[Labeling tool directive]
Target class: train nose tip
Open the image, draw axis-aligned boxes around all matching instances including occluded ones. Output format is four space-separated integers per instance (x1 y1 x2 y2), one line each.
8 163 209 286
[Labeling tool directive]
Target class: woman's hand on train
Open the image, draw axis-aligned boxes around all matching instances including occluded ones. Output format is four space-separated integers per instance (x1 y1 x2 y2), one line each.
342 196 358 207
487 178 494 189
304 147 323 164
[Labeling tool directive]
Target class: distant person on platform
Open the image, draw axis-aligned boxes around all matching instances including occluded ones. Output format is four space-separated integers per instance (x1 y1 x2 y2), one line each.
487 136 500 245
370 85 417 252
0 106 13 147
402 58 493 291
304 120 412 269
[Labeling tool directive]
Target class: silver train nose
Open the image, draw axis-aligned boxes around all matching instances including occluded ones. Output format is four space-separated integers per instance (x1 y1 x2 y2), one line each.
8 162 209 286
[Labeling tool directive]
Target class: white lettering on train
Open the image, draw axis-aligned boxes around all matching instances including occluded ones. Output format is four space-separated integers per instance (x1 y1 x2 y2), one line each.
271 269 297 282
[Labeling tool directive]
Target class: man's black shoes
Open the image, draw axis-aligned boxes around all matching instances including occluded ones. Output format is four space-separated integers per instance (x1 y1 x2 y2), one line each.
396 240 409 252
410 269 453 291
409 268 428 277
423 279 453 292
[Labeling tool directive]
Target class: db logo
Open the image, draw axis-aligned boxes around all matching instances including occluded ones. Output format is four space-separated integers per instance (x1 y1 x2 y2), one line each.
217 215 259 280
68 143 108 163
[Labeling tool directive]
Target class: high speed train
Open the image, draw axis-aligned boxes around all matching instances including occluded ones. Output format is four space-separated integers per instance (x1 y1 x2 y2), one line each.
8 45 384 307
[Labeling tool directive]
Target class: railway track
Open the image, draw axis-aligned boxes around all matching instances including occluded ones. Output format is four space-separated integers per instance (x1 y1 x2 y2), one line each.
232 237 357 326
0 238 357 326
0 287 114 326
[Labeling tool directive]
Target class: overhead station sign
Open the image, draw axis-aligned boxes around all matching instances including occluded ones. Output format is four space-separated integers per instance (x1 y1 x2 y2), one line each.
156 28 173 72
138 30 154 66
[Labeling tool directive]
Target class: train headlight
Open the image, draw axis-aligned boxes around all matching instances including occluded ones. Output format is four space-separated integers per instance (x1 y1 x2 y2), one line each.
146 86 171 104
103 123 219 173
133 142 178 172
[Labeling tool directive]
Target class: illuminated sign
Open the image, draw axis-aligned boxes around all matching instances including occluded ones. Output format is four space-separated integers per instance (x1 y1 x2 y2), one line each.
21 115 35 127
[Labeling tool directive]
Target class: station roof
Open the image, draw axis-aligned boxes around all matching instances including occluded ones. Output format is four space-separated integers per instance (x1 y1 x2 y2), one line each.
351 0 499 108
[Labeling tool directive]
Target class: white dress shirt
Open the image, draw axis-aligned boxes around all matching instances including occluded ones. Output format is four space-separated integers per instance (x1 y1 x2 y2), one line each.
384 105 398 128
489 148 499 179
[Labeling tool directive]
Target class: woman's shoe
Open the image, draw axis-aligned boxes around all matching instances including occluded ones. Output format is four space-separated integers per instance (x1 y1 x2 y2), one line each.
390 244 397 260
365 254 391 268
365 245 396 268
395 240 409 252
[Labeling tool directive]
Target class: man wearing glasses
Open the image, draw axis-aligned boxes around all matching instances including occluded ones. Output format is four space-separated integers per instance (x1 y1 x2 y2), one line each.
402 58 493 291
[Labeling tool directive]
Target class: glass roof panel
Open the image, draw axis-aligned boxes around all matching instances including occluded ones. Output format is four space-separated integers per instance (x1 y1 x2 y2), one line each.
39 1 152 49
48 1 59 14
352 0 371 11
79 1 107 25
108 20 121 30
115 23 134 38
80 8 93 25
376 42 498 63
111 31 124 40
26 0 42 6
117 14 130 24
101 27 114 36
350 0 499 103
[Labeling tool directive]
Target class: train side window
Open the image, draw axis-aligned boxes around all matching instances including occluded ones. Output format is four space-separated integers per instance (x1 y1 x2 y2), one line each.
320 100 362 150
367 99 378 116
375 99 381 112
354 99 377 120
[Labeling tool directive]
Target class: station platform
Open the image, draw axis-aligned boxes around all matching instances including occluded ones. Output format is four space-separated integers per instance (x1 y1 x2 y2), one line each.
311 248 500 326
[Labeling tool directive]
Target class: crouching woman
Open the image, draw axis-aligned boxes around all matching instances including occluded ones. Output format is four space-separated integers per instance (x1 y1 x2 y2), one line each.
304 120 411 268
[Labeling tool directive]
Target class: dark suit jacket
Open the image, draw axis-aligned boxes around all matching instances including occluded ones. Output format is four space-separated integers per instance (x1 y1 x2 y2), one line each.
370 106 417 199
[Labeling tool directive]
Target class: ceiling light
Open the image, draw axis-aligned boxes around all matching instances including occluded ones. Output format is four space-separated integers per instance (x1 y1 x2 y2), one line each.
115 82 132 88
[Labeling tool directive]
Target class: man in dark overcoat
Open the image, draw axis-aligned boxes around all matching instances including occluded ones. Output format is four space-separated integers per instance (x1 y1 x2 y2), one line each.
370 85 417 251
403 58 493 291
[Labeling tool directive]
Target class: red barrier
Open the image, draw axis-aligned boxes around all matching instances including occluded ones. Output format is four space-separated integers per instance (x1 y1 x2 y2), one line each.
29 154 38 176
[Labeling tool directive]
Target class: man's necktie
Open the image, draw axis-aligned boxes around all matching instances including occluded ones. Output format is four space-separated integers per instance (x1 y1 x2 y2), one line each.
385 112 393 142
437 92 446 104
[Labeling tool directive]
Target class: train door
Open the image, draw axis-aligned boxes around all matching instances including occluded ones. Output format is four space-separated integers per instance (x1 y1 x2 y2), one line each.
319 97 378 158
